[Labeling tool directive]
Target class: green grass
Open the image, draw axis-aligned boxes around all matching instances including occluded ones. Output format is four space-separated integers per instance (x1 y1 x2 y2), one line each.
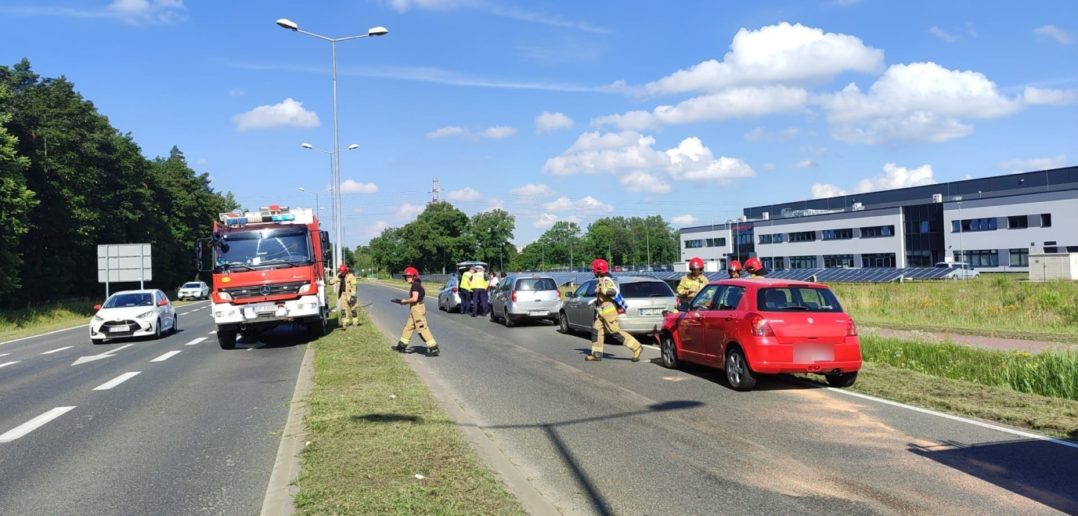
831 278 1078 341
0 298 99 342
860 336 1078 400
295 309 524 515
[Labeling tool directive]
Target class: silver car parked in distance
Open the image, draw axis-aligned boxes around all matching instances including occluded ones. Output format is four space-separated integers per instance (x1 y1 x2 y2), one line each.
489 274 562 327
437 275 462 313
559 276 678 336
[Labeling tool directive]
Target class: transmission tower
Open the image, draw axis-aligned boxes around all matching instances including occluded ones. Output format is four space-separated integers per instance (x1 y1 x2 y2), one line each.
430 177 441 203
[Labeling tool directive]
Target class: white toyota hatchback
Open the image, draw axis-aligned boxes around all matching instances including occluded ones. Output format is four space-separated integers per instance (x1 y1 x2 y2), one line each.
90 289 177 344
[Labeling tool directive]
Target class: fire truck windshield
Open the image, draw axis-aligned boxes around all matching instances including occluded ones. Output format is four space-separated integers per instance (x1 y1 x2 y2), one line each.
214 227 311 270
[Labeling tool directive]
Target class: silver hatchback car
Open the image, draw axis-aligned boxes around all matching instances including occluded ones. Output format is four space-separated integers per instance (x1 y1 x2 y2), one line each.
559 276 678 336
489 275 562 327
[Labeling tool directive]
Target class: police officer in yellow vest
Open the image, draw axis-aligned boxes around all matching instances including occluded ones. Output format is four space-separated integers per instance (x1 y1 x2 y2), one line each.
459 266 474 314
470 265 489 317
675 256 709 310
586 258 643 362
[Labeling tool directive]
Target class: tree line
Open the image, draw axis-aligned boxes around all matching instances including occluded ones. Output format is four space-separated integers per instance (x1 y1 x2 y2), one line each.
0 59 239 305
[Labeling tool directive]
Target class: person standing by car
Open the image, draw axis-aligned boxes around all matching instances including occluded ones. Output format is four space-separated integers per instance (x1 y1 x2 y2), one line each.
675 256 709 309
727 259 743 279
586 258 643 363
392 266 439 356
487 270 500 294
743 257 766 278
471 265 489 317
330 264 359 329
459 266 474 315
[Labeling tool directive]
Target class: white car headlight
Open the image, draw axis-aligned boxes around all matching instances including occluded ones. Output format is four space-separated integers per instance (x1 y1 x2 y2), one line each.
298 283 313 294
93 315 104 323
136 310 155 319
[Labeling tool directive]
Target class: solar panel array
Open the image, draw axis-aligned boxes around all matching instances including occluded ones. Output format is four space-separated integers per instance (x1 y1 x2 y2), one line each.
535 267 957 286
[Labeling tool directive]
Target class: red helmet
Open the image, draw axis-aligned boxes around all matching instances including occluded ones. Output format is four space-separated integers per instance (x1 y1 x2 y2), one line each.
591 258 609 275
727 259 742 272
403 266 419 278
744 257 763 274
337 264 349 275
688 257 704 271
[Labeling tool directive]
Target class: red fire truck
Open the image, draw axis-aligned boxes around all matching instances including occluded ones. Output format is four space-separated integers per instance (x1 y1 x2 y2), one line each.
196 205 330 349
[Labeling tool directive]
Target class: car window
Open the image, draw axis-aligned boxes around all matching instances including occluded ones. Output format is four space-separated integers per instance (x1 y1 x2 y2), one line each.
578 281 597 298
716 286 745 310
515 278 557 291
691 285 721 310
619 281 674 298
757 287 843 312
104 293 154 308
183 282 201 288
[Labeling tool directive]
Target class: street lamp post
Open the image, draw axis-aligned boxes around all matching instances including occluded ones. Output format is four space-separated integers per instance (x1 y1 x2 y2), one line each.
278 18 387 271
954 196 964 264
301 142 359 268
298 187 319 216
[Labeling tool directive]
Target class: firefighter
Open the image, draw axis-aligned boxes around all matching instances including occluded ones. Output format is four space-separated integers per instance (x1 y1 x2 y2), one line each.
744 257 766 278
471 265 489 317
459 266 474 315
728 259 743 279
675 256 709 309
332 264 359 329
586 258 643 363
392 266 439 356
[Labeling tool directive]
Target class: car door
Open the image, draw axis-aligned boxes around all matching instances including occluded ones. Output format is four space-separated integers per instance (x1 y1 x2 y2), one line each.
491 279 511 315
679 285 721 360
155 291 173 329
568 280 596 330
704 285 746 359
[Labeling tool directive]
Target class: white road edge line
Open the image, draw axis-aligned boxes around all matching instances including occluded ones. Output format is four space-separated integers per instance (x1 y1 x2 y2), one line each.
0 406 76 443
93 371 141 391
42 346 74 355
0 361 19 369
827 387 1078 450
185 337 207 346
0 300 211 348
150 350 182 362
0 353 9 358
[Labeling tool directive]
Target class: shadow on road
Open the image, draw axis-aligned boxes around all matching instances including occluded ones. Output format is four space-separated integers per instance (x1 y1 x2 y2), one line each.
235 323 312 349
909 439 1078 514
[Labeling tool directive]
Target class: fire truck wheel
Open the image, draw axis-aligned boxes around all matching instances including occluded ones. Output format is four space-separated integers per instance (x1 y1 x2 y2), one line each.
218 329 238 350
307 316 327 340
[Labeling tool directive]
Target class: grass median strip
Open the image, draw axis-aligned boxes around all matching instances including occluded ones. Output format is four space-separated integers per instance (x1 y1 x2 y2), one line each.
295 310 524 515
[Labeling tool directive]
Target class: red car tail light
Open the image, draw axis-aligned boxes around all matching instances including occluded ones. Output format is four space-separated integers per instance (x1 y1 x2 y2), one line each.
556 290 561 299
451 287 458 293
511 291 517 302
750 314 775 337
847 319 858 336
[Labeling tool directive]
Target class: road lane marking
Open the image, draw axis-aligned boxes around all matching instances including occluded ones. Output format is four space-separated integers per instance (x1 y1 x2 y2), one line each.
185 337 207 346
0 407 76 443
209 330 217 334
0 353 9 358
151 350 182 362
72 343 135 366
827 387 1078 450
0 361 19 369
93 371 141 391
42 346 74 355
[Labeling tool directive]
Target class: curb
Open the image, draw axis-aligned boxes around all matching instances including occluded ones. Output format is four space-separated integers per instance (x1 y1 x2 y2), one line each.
260 339 316 516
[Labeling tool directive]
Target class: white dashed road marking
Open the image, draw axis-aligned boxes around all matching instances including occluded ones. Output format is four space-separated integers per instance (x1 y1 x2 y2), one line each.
42 346 74 355
0 407 76 443
150 350 182 362
185 337 207 346
209 331 217 334
0 361 19 369
0 353 9 358
93 371 141 391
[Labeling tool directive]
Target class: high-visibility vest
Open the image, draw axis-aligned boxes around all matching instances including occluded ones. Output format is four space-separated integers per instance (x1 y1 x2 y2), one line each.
460 272 473 290
472 273 488 289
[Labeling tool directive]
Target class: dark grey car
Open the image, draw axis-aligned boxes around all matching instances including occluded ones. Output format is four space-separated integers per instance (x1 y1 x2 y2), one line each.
558 276 677 336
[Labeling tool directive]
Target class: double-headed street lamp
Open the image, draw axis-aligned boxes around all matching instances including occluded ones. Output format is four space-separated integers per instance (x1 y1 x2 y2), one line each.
277 17 388 270
300 142 359 268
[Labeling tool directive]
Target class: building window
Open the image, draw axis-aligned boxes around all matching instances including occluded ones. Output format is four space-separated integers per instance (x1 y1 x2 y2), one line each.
860 225 894 238
771 257 785 270
1041 213 1052 227
758 234 773 245
823 254 854 268
1009 249 1029 267
772 233 784 243
685 239 704 248
958 218 998 232
822 228 853 240
788 255 817 269
706 237 726 247
788 231 816 242
906 250 933 267
762 257 773 270
1008 215 1028 229
861 253 896 268
956 250 999 268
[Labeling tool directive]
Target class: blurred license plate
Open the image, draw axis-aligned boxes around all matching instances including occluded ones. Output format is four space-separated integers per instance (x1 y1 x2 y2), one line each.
109 325 130 333
255 305 276 314
794 345 834 363
529 310 548 316
639 308 662 316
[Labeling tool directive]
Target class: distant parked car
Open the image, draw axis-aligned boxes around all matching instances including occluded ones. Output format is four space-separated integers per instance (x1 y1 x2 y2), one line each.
559 276 677 336
437 275 462 313
489 274 562 327
177 281 209 300
934 262 981 279
90 289 177 344
657 278 861 391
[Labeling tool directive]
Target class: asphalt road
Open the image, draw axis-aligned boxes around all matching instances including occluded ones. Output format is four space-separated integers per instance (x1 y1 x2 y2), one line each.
361 282 1078 516
0 300 306 515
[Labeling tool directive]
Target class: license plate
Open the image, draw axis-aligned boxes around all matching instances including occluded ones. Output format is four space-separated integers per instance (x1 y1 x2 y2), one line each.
529 310 548 316
794 345 834 363
639 308 662 316
109 325 130 333
255 305 276 314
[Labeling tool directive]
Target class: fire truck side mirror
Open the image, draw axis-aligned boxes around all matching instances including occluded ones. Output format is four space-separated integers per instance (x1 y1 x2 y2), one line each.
194 238 206 272
320 231 331 267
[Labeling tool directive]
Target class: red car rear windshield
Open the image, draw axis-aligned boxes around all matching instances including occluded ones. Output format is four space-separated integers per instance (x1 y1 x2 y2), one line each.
757 287 844 313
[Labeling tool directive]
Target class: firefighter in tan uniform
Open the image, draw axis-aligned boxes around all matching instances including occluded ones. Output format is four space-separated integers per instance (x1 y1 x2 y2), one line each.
393 266 439 356
330 264 359 329
675 256 709 309
586 258 643 362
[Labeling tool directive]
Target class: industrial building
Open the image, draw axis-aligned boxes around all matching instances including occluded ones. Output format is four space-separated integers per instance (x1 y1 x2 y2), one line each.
678 166 1078 272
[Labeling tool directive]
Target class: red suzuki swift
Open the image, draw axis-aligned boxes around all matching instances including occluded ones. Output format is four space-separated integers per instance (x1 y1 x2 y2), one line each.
657 278 862 391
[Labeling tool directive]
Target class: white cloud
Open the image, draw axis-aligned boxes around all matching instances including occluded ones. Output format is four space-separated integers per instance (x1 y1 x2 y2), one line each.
386 0 608 33
998 155 1069 173
620 171 671 193
233 98 319 132
395 203 425 219
1021 87 1078 106
447 187 482 201
484 198 505 212
796 159 818 169
854 163 935 193
1034 25 1072 45
427 126 466 138
811 183 848 198
671 214 697 225
535 111 574 133
543 196 573 211
665 137 755 183
108 0 185 23
340 180 379 194
818 62 1023 144
512 183 556 198
744 126 799 142
481 126 517 139
643 22 883 95
593 86 808 130
929 26 959 43
533 213 559 229
543 195 613 214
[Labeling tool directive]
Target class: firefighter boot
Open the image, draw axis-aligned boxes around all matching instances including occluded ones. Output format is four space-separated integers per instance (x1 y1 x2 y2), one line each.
427 345 440 357
585 352 602 362
631 346 642 362
393 342 407 353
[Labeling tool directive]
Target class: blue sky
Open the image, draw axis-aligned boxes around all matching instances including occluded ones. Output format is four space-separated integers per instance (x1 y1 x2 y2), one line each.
2 0 1076 247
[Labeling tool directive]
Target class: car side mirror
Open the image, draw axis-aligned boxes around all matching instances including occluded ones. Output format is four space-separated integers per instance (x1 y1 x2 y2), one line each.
93 304 102 311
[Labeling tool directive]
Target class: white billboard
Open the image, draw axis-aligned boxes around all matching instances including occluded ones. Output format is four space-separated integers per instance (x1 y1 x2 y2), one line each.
97 244 152 283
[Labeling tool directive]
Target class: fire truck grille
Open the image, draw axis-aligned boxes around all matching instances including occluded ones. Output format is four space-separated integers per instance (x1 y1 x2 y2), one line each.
221 281 306 300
